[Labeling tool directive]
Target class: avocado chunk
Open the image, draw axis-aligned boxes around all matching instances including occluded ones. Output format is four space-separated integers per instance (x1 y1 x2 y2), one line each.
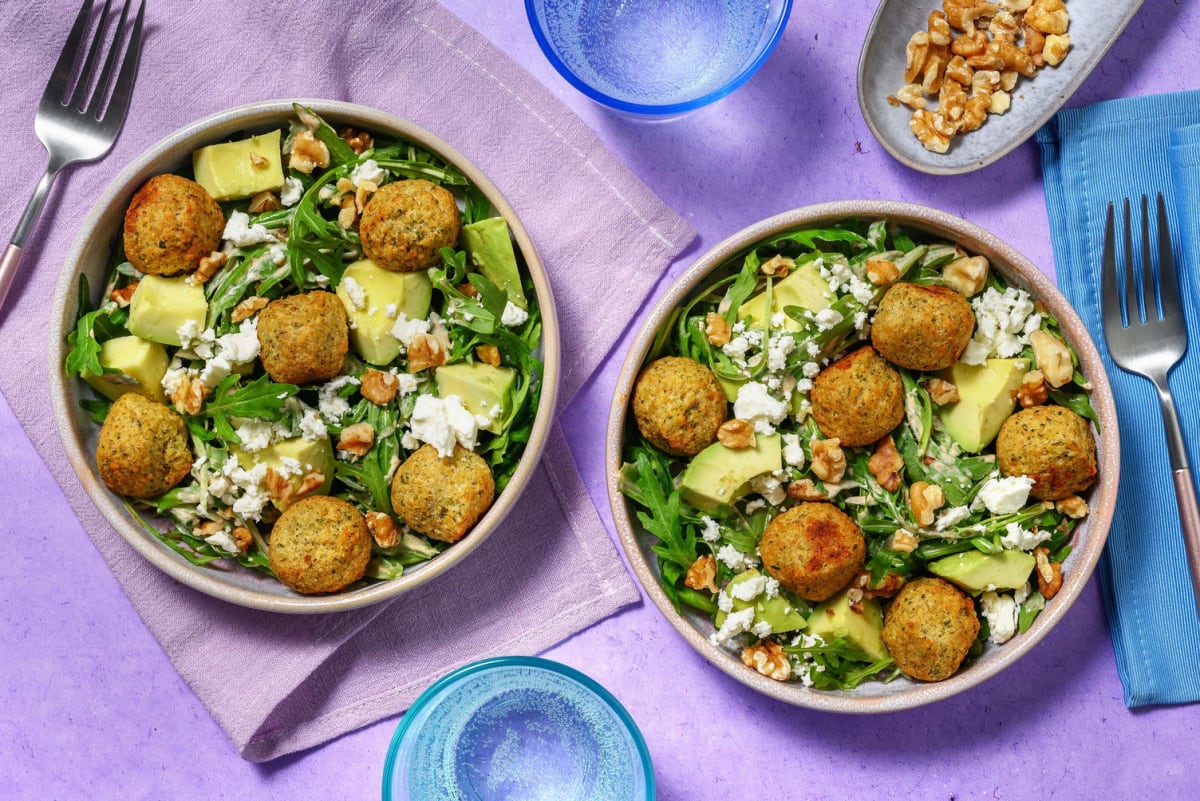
231 436 335 508
928 549 1035 592
127 275 209 347
192 130 285 202
737 261 832 332
335 259 433 365
679 434 782 512
461 216 527 310
81 335 170 403
714 569 807 634
938 358 1029 453
435 361 516 434
806 589 888 661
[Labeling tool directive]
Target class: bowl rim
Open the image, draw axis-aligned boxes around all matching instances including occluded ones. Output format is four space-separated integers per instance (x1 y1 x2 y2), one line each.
524 0 794 116
49 98 561 614
605 199 1120 712
381 655 656 800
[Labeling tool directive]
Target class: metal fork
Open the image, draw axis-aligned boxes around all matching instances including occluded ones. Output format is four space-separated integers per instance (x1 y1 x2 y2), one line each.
0 0 145 317
1102 193 1200 618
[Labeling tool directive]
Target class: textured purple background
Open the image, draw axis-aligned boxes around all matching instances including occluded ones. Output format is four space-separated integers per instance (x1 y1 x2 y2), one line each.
4 1 1200 798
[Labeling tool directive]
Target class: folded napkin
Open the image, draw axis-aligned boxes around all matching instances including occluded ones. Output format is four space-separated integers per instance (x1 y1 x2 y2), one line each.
1038 90 1200 707
0 0 693 760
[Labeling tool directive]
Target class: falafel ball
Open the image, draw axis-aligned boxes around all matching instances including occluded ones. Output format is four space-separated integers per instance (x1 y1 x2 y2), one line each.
95 393 193 499
759 502 865 602
810 346 905 447
390 444 495 543
882 577 980 682
871 282 975 372
359 179 461 272
256 290 349 384
996 405 1097 500
268 495 371 595
632 356 728 457
123 174 225 276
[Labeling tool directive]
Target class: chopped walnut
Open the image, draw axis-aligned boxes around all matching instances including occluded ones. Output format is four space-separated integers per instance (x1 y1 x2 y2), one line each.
717 419 756 450
855 570 907 599
1043 33 1071 66
868 436 904 492
1034 546 1063 599
337 422 376 459
337 194 358 230
951 29 989 58
1055 495 1089 519
231 295 270 323
866 257 901 286
810 438 847 484
247 191 282 214
999 69 1020 91
109 282 138 308
231 526 253 553
921 43 951 95
787 479 827 501
945 55 974 86
928 9 952 45
1017 369 1048 407
170 375 210 415
988 9 1020 37
476 344 502 367
887 529 920 552
905 31 933 84
910 481 946 528
705 312 732 347
942 254 990 297
407 333 447 372
741 641 791 681
190 251 228 285
760 254 794 278
926 377 961 405
891 83 928 110
355 180 378 214
944 0 999 34
339 127 374 155
1023 22 1047 68
289 130 330 174
938 78 968 123
361 369 401 405
911 109 953 153
458 281 480 298
365 511 399 549
684 555 719 594
990 90 1013 114
196 520 225 538
1030 329 1073 387
1025 0 1069 35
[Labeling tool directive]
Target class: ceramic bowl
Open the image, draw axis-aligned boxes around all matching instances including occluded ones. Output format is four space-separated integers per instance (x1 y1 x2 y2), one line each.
606 200 1118 712
50 99 560 614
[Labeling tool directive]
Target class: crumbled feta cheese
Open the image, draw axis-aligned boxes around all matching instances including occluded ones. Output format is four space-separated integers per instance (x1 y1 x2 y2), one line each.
500 301 529 328
978 475 1035 515
317 375 359 422
801 361 821 379
730 575 768 602
723 336 752 361
199 319 261 386
700 516 722 543
716 544 758 572
233 419 280 453
709 607 756 646
161 360 193 398
350 159 385 187
763 577 781 599
717 590 734 614
782 433 806 468
384 302 398 319
394 371 420 396
751 620 774 639
1001 521 1051 551
177 319 203 350
391 313 431 347
298 407 327 440
744 499 766 514
814 308 844 332
734 381 788 435
280 177 304 207
222 210 277 248
767 334 795 372
963 286 1042 365
406 393 479 457
934 505 971 531
980 590 1019 644
204 528 241 556
340 276 366 310
749 471 787 506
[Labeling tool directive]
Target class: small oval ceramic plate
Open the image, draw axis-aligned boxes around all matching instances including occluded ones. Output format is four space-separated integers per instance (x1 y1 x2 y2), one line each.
858 0 1143 175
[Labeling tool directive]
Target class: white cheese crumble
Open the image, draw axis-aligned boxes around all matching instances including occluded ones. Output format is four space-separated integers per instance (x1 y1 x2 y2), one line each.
962 286 1042 365
750 620 774 639
402 393 479 457
782 433 806 468
709 607 756 646
340 276 366 310
749 471 787 506
934 505 971 531
733 381 788 435
391 313 431 347
767 334 795 372
978 475 1035 514
716 544 759 572
298 407 328 440
222 210 277 248
700 516 722 543
1001 521 1051 551
280 177 304 207
730 575 768 602
980 590 1019 644
813 308 844 332
232 419 282 453
316 375 359 421
717 590 734 614
350 159 385 187
204 528 241 556
500 301 529 328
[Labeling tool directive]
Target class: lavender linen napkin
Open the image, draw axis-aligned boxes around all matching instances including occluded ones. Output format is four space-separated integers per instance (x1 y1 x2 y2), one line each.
0 0 693 760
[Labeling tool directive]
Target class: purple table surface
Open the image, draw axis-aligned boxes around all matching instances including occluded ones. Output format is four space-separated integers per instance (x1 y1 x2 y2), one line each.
5 2 1200 799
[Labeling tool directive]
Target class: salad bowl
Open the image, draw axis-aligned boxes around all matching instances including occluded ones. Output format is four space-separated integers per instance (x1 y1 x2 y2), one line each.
50 100 560 614
606 200 1118 711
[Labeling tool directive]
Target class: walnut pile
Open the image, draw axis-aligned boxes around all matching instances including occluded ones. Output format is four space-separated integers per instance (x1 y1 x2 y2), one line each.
889 0 1072 153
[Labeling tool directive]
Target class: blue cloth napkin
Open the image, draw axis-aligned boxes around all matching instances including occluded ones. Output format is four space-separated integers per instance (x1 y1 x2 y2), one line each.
1038 90 1200 708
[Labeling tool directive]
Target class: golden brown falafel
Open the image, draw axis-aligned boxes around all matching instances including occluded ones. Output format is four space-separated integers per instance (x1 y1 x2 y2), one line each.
871 282 975 372
810 346 905 447
123 174 225 276
759 502 866 602
268 495 372 594
256 291 349 385
359 179 461 272
390 444 495 543
996 405 1097 500
632 356 729 457
882 577 980 681
95 393 193 498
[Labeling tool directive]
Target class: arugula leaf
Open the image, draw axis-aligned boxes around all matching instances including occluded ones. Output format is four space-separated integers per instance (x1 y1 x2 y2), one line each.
201 374 298 442
294 103 357 167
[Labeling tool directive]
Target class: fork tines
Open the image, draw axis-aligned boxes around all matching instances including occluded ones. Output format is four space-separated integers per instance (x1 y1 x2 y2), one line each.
1102 192 1183 331
47 0 146 122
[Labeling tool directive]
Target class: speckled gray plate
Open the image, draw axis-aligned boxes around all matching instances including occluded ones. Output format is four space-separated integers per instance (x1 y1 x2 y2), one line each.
606 201 1119 712
858 1 1143 175
50 100 560 614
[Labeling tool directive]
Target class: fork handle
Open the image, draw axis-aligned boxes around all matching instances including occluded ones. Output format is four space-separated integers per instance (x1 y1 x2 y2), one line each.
1 164 62 316
1173 468 1200 622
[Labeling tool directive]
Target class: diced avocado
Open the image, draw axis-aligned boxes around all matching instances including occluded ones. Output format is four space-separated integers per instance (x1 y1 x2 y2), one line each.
231 436 335 508
192 130 285 202
716 374 744 403
737 261 832 332
81 335 170 403
937 358 1029 452
435 361 516 434
127 275 209 347
713 569 807 634
806 589 888 661
928 549 1035 592
461 216 527 310
679 434 782 512
335 259 433 365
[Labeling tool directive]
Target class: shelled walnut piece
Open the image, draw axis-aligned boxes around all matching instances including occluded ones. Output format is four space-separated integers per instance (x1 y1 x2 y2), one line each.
889 0 1072 153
